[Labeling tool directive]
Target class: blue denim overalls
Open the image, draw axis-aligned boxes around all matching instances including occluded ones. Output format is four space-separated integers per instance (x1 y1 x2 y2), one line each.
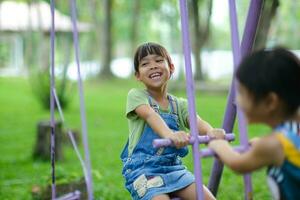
120 95 194 200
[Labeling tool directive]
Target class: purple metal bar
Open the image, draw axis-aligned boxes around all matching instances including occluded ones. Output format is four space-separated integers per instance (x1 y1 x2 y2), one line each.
208 1 263 199
240 0 263 58
201 145 247 158
208 0 240 194
49 0 56 199
229 0 241 66
179 0 203 199
153 134 235 148
53 89 89 195
53 84 90 200
70 0 94 199
238 1 263 199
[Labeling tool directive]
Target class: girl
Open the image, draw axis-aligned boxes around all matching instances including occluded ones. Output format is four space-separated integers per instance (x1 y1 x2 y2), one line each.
120 42 225 200
209 47 300 200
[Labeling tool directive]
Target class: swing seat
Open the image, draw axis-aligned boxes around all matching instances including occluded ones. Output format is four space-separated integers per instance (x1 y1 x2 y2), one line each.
55 190 81 200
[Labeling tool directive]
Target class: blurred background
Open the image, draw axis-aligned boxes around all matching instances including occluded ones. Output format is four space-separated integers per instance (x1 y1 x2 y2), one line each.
0 0 299 199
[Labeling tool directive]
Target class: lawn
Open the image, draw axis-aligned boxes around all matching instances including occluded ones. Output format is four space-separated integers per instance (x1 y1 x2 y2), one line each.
0 77 272 199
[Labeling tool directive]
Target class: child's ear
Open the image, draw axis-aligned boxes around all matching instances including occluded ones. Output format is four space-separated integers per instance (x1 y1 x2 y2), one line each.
169 63 175 75
135 71 141 81
265 92 280 112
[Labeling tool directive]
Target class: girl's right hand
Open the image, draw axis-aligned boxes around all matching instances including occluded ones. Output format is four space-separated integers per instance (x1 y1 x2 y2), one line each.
167 131 190 149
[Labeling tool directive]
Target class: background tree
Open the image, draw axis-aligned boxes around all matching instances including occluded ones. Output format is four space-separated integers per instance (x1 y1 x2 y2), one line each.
100 0 114 78
130 0 141 56
189 0 213 81
267 0 299 49
253 0 279 50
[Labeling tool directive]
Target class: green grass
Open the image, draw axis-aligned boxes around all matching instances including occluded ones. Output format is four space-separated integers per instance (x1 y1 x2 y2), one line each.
0 77 272 199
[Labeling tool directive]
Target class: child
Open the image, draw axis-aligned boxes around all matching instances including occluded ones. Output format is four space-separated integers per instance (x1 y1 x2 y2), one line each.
208 47 300 200
120 42 225 200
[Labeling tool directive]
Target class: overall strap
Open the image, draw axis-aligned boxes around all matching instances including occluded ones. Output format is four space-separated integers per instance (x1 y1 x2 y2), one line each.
148 94 179 116
167 95 178 116
148 96 160 113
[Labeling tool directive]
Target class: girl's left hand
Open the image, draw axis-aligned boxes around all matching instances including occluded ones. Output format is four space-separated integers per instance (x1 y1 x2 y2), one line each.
207 128 226 140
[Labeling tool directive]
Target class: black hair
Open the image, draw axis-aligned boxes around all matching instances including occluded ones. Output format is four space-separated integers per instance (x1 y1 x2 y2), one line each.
133 42 172 73
236 47 300 116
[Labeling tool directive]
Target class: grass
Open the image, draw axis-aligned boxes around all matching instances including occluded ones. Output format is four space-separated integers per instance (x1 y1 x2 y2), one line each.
0 77 272 199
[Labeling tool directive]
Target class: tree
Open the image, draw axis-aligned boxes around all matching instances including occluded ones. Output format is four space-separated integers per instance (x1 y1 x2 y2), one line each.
100 0 114 78
130 0 141 56
253 0 279 50
189 0 213 81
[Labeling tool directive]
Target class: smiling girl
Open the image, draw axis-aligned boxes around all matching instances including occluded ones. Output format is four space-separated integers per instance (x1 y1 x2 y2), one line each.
120 42 225 200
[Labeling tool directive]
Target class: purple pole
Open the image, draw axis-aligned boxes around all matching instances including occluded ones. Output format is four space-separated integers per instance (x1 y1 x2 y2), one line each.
228 1 252 198
70 0 94 199
153 134 235 148
238 1 263 199
240 0 263 58
49 0 56 199
179 0 204 199
208 0 239 194
208 1 263 198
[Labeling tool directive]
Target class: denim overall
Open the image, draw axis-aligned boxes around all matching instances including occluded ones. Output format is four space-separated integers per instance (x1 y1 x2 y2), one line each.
120 95 194 200
267 122 300 200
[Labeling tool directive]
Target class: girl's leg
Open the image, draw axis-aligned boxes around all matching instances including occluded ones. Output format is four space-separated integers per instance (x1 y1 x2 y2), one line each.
170 183 216 200
152 194 171 200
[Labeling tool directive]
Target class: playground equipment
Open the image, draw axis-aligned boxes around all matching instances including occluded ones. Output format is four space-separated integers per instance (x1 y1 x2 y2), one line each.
48 0 264 199
49 0 93 199
154 0 264 199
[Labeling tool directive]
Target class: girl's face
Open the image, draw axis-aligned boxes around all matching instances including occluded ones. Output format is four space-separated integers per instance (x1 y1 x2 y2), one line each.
236 83 270 124
135 54 174 90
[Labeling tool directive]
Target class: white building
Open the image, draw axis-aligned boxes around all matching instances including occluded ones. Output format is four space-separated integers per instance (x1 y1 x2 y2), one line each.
0 1 91 76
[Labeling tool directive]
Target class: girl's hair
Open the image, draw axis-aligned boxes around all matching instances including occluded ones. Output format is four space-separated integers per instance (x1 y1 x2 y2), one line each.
236 47 300 116
133 42 172 73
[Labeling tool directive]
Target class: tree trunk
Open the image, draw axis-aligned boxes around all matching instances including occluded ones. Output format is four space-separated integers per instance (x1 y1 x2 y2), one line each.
190 0 213 81
191 0 203 81
130 0 141 56
33 121 63 161
253 0 279 50
100 0 114 78
87 0 102 63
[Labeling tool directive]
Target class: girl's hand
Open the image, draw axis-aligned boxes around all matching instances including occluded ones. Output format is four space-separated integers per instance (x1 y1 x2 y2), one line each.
168 131 190 149
207 128 226 140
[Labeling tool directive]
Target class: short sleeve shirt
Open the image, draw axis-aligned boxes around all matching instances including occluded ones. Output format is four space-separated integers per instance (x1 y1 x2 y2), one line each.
126 88 190 156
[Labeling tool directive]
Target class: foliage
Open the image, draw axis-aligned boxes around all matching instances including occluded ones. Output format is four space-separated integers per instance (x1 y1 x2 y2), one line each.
29 70 74 110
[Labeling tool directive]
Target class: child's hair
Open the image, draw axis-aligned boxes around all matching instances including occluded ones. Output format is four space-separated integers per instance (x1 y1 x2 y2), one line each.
236 47 300 116
133 42 172 73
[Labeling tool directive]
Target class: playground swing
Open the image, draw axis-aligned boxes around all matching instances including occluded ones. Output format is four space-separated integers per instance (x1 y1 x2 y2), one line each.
48 0 265 199
153 0 264 200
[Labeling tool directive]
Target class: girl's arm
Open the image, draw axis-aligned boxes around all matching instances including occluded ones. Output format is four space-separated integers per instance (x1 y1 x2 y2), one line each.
191 116 225 138
208 135 284 173
196 116 213 135
135 104 189 148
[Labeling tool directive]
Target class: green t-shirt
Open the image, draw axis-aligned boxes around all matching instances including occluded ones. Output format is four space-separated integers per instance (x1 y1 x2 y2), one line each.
126 88 190 156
